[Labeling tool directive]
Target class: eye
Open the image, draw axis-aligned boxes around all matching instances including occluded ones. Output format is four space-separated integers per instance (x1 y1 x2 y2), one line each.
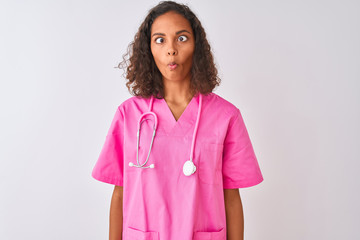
155 37 164 44
178 35 188 42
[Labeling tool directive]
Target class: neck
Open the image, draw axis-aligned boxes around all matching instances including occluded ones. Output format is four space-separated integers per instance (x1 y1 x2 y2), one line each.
162 75 195 103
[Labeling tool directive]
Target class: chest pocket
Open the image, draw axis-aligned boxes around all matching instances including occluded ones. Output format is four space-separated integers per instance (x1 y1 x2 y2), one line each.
198 142 224 185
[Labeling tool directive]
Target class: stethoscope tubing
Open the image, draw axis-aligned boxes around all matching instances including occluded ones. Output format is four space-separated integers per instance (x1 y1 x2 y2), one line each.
135 112 157 168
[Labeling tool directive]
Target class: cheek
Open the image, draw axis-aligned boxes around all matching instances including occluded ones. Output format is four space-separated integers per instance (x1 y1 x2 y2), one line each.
183 46 195 66
151 46 164 66
183 42 195 59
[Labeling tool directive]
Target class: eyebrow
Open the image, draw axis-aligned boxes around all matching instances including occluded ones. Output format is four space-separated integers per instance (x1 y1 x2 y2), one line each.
151 29 191 38
176 30 191 35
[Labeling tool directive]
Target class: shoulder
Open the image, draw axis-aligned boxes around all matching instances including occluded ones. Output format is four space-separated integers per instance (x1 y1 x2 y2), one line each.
117 95 150 112
205 92 240 118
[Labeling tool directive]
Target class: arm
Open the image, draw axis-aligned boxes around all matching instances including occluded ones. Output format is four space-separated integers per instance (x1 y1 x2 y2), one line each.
109 185 123 240
224 188 244 240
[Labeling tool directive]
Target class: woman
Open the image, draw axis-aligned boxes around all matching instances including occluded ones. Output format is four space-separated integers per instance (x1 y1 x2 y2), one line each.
92 1 264 239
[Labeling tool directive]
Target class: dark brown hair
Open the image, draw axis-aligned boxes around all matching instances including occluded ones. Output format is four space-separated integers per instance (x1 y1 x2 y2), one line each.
118 1 221 99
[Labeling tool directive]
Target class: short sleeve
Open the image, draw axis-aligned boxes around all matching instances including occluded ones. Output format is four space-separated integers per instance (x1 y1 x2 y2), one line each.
91 105 124 186
222 108 264 189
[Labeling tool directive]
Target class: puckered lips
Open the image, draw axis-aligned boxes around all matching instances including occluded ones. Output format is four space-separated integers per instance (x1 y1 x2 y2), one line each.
168 61 178 70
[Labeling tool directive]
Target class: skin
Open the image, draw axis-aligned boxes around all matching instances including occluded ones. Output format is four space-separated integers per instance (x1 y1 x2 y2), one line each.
109 11 244 240
110 185 123 240
224 189 245 240
150 11 195 119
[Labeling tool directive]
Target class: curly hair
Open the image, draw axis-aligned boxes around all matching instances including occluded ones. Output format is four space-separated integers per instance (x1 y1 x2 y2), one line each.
118 1 221 99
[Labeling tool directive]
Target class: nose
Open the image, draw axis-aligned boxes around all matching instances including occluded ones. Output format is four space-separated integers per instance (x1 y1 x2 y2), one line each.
167 49 177 56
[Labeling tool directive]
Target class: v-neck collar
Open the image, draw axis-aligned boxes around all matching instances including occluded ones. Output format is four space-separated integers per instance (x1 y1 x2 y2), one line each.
158 93 199 136
162 94 196 123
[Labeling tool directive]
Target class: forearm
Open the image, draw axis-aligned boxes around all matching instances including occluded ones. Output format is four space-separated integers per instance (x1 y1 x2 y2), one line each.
224 189 244 240
109 186 123 240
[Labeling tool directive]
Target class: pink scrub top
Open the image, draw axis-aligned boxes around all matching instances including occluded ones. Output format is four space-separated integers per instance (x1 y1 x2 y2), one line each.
92 92 264 240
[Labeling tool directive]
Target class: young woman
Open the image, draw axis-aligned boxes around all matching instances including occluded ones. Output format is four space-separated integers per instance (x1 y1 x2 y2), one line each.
92 1 264 239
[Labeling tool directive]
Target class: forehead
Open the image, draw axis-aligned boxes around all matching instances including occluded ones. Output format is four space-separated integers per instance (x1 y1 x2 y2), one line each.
151 11 193 34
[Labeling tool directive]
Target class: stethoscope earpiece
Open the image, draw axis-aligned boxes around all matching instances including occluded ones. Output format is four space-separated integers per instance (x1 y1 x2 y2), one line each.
129 161 155 168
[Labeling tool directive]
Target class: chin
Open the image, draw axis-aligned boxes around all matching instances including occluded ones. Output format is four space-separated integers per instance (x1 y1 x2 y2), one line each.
164 73 188 81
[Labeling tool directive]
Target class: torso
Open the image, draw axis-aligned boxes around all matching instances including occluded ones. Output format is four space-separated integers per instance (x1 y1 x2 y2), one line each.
117 92 256 239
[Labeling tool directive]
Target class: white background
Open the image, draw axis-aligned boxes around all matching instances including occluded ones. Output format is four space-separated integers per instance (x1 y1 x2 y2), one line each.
1 0 359 239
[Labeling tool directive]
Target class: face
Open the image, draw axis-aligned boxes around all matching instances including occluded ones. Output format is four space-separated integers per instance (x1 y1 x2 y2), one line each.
150 11 195 83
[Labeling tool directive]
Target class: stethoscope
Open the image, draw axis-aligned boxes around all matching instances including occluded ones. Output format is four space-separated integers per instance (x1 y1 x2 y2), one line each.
129 93 202 176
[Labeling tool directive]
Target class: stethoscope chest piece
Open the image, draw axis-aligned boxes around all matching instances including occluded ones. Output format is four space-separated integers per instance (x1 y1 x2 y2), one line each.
183 160 196 176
